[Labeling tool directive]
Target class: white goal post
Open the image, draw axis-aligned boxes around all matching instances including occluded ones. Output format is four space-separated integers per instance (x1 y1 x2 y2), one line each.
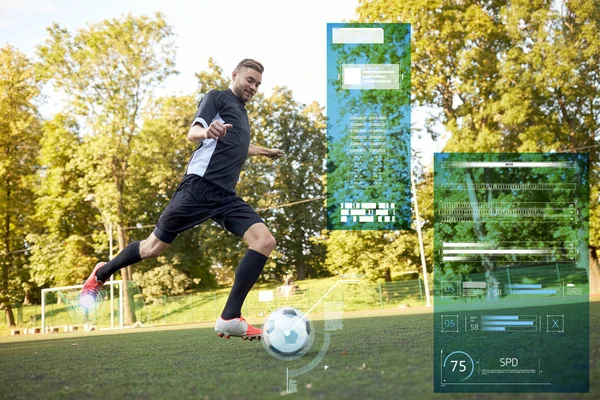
41 280 124 334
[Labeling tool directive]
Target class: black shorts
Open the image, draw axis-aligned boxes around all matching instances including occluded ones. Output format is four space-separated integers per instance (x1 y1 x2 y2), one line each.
153 174 264 244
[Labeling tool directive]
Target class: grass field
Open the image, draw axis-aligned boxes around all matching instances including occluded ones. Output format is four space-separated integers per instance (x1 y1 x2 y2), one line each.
0 277 427 335
0 302 598 400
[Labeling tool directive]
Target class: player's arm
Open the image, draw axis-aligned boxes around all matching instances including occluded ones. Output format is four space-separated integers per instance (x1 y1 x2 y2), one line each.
187 121 232 142
187 90 231 142
248 144 285 159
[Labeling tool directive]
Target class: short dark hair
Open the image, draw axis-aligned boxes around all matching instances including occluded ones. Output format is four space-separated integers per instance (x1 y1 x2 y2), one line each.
235 58 264 74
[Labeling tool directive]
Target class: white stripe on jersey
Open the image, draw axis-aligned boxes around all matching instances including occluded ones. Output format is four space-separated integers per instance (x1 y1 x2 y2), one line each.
192 117 209 128
187 113 224 177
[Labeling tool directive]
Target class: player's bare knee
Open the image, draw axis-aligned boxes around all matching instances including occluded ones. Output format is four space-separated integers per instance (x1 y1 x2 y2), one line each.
256 233 276 255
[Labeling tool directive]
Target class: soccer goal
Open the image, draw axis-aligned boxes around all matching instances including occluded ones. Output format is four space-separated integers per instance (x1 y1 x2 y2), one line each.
41 280 124 334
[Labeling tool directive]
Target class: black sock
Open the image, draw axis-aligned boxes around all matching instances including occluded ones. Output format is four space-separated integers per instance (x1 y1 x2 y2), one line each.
96 241 142 282
221 249 268 319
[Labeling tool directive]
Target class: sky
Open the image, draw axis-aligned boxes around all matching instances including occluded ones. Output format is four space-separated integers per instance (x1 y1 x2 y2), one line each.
0 0 447 161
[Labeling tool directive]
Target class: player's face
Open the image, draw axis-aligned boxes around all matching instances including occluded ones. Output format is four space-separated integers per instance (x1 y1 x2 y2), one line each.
232 67 262 102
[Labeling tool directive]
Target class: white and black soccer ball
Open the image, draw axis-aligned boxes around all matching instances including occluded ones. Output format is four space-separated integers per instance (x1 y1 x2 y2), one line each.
262 307 313 360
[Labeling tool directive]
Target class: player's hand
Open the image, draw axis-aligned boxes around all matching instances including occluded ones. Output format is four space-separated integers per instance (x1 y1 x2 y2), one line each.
266 148 285 159
206 121 232 139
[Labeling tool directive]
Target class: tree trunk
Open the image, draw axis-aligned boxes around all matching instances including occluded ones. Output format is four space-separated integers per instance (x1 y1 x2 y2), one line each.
2 179 15 327
384 267 392 282
4 304 15 327
297 260 306 280
0 260 15 326
465 170 499 300
590 247 600 296
117 224 136 324
23 290 31 305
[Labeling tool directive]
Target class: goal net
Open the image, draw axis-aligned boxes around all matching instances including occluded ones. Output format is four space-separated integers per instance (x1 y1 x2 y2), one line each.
41 280 124 334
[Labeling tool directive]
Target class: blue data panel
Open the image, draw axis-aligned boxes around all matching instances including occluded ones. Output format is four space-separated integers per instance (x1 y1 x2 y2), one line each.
433 153 589 393
326 23 411 230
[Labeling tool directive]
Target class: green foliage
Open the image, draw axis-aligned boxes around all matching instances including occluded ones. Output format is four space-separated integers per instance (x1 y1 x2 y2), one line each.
37 12 176 122
132 259 195 305
27 114 98 287
356 0 600 244
0 45 42 323
251 90 327 280
36 13 178 324
324 161 434 282
325 230 418 281
36 12 177 239
195 57 231 93
28 21 330 296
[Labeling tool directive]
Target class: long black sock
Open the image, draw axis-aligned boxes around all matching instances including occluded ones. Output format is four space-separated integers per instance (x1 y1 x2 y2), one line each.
221 249 268 319
96 241 142 282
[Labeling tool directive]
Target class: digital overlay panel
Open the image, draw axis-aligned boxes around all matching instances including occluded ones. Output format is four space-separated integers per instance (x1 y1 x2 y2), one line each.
326 23 411 230
433 153 589 393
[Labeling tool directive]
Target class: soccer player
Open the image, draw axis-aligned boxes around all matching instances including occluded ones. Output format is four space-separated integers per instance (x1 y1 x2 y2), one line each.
81 59 283 341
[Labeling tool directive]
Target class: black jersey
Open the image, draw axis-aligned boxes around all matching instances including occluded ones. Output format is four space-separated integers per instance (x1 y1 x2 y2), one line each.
186 89 251 194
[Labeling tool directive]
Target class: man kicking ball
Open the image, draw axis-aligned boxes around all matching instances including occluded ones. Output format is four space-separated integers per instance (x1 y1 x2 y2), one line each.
81 59 283 341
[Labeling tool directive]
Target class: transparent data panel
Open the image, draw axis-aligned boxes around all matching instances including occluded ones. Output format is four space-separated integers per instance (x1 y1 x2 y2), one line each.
433 153 589 393
327 23 411 230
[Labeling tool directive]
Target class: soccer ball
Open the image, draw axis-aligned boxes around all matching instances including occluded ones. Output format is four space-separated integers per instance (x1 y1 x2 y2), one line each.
262 307 313 360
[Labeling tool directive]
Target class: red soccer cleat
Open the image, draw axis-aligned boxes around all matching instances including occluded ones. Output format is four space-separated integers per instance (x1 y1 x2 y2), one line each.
81 262 106 296
214 316 262 341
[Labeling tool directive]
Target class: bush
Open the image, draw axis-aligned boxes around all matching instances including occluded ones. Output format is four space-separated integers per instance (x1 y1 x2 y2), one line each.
133 263 194 305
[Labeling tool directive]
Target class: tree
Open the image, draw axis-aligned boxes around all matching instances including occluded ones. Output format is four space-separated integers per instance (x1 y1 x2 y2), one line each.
252 91 327 280
37 13 177 324
355 0 600 281
27 114 98 289
323 171 434 282
0 46 42 326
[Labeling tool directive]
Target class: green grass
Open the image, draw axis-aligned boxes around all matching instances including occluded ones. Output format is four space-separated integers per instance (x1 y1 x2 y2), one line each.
0 302 598 400
0 277 426 335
